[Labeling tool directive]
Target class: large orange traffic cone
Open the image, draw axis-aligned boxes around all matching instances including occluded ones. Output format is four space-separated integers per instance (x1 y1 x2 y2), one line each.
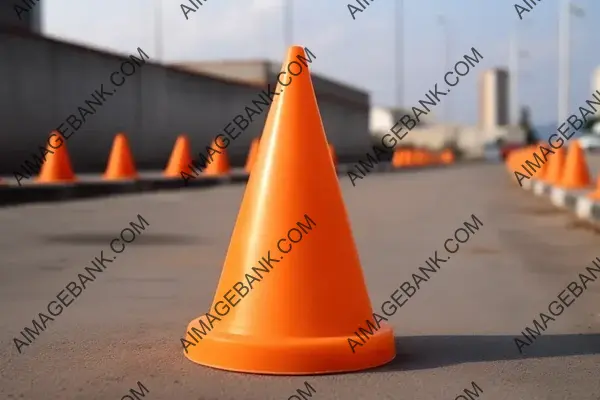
329 143 338 166
588 176 600 200
543 146 567 185
182 46 395 375
37 131 77 183
204 136 230 175
558 140 591 189
104 133 138 180
165 134 194 177
245 138 260 173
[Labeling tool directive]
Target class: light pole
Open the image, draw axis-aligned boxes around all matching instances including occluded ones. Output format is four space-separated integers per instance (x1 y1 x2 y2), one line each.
395 0 404 109
154 0 163 62
284 0 293 50
509 24 530 125
558 0 570 125
558 1 584 125
437 15 450 123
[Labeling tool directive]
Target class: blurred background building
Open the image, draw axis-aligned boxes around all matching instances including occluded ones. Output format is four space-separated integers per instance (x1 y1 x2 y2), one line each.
11 0 597 172
479 69 509 131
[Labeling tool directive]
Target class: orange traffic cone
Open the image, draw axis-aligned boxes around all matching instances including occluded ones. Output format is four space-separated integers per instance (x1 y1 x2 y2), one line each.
441 149 454 164
588 176 600 200
204 136 230 176
182 46 395 375
329 143 338 166
391 149 403 168
165 134 194 177
104 133 138 180
558 140 591 189
543 146 567 185
245 138 260 173
37 131 77 184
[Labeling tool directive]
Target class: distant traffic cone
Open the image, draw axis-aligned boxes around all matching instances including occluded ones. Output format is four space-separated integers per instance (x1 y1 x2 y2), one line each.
533 142 549 181
558 140 591 189
37 131 77 184
588 176 600 200
245 138 260 173
404 149 415 166
391 149 403 167
104 133 138 180
441 149 454 164
165 134 194 177
543 146 567 185
182 46 395 375
204 136 230 175
329 143 338 166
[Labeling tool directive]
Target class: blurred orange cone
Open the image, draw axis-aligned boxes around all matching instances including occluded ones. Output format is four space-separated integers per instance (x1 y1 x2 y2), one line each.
204 137 230 176
558 140 591 189
104 133 138 180
37 131 77 184
543 146 567 185
391 149 403 167
588 176 600 200
165 134 194 177
245 138 260 173
182 46 395 375
441 149 454 164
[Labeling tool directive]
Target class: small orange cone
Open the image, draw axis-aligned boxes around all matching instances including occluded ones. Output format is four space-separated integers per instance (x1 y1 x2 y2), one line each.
245 138 260 173
165 135 194 177
182 46 395 375
441 149 454 164
558 140 591 189
391 149 403 167
37 131 77 184
104 133 138 180
204 137 231 176
543 146 567 185
329 143 338 166
588 176 600 200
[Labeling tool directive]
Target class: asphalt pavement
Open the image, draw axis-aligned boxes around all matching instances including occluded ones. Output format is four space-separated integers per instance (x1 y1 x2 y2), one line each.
0 162 599 400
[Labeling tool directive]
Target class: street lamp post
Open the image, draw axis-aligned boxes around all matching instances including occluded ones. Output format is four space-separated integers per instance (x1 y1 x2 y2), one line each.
437 15 450 123
284 0 293 50
558 0 570 125
155 0 163 62
395 0 404 109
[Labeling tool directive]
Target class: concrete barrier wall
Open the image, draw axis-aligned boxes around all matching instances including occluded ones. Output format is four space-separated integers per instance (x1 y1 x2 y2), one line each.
0 29 273 175
0 29 372 176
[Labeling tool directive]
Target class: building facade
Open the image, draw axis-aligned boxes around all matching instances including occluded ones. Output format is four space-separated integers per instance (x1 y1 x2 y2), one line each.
479 69 509 130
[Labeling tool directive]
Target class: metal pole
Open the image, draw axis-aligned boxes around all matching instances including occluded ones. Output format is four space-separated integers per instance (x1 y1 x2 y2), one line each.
438 16 450 123
155 0 163 61
558 0 570 124
395 0 404 108
509 26 519 125
284 0 293 50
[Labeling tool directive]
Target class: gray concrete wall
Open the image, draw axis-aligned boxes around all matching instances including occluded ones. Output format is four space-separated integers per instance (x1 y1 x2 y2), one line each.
0 29 371 176
0 29 268 175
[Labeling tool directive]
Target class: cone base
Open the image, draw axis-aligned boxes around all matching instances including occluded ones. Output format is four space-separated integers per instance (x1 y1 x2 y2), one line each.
588 191 600 200
103 174 138 181
558 182 591 190
183 322 396 375
36 177 76 184
204 170 230 176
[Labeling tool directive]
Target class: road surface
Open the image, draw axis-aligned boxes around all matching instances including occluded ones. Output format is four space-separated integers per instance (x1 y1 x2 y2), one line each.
0 162 599 400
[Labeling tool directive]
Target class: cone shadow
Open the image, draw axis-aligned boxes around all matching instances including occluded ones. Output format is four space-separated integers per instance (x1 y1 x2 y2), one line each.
367 334 600 372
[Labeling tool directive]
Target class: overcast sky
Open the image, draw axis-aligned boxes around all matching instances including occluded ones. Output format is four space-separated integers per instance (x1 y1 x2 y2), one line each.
41 0 600 126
